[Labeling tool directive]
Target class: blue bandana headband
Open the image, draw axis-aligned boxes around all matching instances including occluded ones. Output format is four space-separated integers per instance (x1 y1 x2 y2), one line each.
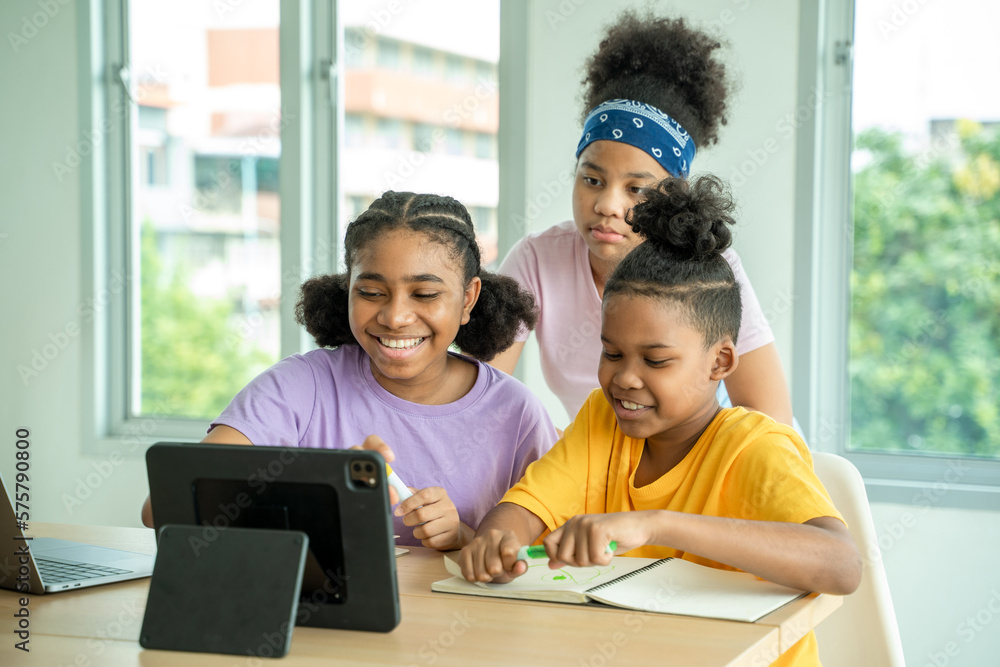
576 99 696 178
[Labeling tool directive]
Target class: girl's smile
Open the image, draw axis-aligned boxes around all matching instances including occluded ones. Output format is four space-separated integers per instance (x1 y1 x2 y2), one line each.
598 294 736 453
349 228 481 404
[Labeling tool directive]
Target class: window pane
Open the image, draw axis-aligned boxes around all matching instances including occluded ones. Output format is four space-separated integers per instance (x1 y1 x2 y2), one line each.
849 0 1000 458
130 1 280 420
339 1 500 266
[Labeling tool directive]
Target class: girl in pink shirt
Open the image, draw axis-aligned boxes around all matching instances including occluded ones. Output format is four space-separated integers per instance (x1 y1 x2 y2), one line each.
491 11 793 425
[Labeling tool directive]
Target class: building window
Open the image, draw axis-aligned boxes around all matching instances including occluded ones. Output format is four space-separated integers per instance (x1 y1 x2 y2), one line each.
344 27 367 68
413 45 435 76
444 127 465 156
445 53 466 82
376 38 401 69
475 132 495 159
374 117 404 149
413 123 436 153
475 60 495 85
345 113 365 148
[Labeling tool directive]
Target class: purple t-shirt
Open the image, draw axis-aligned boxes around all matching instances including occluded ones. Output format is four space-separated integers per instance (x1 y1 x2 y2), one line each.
211 345 559 546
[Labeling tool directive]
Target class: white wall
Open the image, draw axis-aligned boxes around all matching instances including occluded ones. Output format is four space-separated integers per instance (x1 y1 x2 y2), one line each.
0 1 151 528
0 2 997 665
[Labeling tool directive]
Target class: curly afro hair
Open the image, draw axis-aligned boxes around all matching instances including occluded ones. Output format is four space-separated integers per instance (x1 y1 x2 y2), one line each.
295 191 538 362
605 175 742 347
580 10 732 149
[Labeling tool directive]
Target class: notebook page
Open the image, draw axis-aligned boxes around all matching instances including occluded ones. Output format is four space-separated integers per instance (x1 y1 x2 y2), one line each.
586 558 806 622
442 555 657 595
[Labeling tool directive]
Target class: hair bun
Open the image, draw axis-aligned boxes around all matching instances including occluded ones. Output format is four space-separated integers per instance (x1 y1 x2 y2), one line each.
581 10 730 147
627 175 736 258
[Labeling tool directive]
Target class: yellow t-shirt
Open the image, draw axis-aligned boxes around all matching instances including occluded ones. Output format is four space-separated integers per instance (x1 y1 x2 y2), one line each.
501 391 845 667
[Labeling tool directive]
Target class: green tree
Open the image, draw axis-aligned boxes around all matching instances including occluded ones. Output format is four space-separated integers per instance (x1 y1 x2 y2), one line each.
850 123 1000 457
140 221 274 419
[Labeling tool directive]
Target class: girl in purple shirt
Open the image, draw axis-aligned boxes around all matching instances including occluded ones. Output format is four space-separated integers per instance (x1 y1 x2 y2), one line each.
491 11 793 426
142 192 559 549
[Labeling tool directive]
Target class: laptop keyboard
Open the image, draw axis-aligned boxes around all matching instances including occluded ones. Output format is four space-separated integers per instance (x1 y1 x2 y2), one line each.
35 556 132 583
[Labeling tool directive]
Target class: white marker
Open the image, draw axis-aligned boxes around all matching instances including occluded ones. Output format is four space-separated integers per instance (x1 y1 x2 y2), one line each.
385 464 413 502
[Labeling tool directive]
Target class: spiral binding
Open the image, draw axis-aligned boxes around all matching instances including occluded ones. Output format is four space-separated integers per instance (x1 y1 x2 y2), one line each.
585 557 674 593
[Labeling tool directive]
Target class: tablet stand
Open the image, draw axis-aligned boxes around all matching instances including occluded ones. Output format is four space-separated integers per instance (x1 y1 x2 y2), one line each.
140 525 308 658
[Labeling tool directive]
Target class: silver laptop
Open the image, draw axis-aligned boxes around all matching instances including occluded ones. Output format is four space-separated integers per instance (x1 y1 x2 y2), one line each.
0 470 154 593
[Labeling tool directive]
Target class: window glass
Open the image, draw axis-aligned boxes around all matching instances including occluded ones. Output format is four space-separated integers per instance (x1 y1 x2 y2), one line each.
849 0 1000 458
130 0 280 420
339 1 500 264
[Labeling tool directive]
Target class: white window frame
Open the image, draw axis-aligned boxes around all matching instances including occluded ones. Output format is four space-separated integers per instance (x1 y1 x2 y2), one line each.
795 0 1000 506
79 0 339 449
78 0 522 454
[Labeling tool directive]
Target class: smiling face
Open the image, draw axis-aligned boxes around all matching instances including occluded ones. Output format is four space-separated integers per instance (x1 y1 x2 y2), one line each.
348 228 480 401
598 294 736 452
572 140 671 274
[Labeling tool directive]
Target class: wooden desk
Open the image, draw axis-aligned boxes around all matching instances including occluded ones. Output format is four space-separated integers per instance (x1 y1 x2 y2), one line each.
1 524 841 666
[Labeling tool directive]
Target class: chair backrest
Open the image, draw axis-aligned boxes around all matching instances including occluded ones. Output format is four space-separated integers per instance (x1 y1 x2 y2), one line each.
811 452 906 667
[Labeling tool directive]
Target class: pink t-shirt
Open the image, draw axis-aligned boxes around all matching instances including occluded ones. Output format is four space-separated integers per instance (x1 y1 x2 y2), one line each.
499 220 775 417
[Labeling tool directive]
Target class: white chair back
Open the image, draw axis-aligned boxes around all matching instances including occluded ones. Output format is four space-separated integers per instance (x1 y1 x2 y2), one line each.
812 452 905 667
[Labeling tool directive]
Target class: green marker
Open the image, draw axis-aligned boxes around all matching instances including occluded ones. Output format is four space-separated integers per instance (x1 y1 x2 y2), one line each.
516 541 617 561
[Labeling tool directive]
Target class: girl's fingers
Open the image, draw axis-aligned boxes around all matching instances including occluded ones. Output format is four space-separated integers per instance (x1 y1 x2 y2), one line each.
361 434 395 462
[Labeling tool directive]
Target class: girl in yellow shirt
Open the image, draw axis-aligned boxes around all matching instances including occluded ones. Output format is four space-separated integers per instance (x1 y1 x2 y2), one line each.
458 175 861 667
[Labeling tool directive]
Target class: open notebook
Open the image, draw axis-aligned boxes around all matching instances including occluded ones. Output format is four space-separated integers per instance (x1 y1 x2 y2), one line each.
432 556 807 623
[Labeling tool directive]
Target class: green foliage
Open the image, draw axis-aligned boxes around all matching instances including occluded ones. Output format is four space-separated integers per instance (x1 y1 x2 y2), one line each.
850 123 1000 457
139 222 274 420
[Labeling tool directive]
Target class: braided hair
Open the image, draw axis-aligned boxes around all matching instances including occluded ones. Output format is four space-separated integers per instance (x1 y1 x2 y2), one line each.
295 191 538 361
604 175 741 347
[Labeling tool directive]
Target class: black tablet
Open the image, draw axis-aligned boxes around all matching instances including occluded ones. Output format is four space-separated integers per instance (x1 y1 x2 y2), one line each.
145 443 401 633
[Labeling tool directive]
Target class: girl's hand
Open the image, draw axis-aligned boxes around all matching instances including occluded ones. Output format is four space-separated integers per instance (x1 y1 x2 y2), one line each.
544 511 653 568
395 486 472 551
457 528 528 584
